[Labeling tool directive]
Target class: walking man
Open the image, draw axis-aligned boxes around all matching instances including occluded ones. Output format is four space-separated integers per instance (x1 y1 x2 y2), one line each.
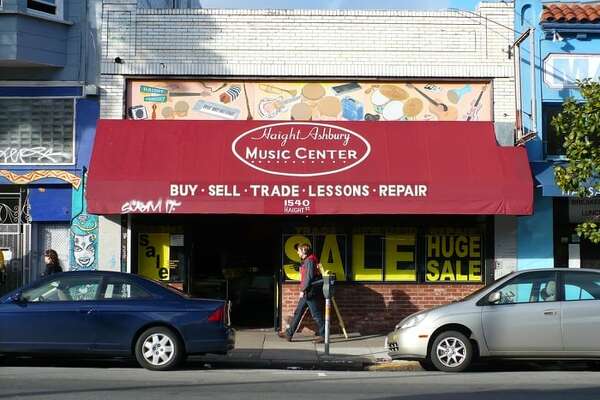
279 243 325 343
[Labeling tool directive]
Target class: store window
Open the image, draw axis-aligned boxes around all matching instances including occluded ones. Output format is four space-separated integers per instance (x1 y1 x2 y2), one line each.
425 232 483 283
27 0 63 18
0 98 74 165
137 0 202 8
543 103 566 158
282 226 483 284
137 232 186 289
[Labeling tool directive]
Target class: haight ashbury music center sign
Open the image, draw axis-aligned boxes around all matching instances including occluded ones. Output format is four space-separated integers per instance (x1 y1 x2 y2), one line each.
232 122 371 177
126 80 492 122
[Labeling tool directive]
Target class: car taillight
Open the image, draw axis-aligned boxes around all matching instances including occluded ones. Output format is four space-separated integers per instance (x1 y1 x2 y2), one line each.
208 305 224 323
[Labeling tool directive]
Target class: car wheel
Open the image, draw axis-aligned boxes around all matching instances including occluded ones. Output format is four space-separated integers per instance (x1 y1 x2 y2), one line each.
418 360 437 371
430 331 472 372
135 327 184 371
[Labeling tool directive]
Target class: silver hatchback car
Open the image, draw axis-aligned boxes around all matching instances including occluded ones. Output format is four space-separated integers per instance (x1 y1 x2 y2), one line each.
386 268 600 372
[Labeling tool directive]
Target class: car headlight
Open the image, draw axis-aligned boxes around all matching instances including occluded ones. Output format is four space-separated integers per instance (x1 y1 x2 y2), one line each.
395 313 427 330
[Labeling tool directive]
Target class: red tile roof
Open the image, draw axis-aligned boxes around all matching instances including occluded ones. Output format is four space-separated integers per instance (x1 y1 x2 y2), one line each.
542 2 600 23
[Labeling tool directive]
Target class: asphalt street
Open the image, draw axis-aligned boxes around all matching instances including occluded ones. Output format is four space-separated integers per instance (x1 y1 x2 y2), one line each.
1 358 600 400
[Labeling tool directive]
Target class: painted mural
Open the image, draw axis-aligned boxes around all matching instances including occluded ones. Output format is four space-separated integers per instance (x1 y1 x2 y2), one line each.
70 173 98 271
127 81 493 122
0 170 81 189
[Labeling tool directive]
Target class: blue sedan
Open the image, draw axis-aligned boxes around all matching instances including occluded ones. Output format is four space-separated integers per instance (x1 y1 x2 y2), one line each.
0 271 234 370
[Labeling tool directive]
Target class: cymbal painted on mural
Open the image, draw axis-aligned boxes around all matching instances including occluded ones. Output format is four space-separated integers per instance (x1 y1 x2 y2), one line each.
174 101 189 117
291 102 313 120
403 98 423 118
161 106 174 119
379 85 409 101
317 96 342 118
302 83 326 101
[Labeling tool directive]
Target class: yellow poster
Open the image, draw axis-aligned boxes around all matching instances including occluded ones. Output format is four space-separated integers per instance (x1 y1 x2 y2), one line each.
138 233 170 281
425 234 483 282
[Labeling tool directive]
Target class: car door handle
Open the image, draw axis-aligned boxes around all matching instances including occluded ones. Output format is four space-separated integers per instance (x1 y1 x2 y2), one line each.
543 309 559 316
79 308 95 315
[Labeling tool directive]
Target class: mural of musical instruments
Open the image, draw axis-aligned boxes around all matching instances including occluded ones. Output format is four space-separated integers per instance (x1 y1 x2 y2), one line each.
127 80 492 122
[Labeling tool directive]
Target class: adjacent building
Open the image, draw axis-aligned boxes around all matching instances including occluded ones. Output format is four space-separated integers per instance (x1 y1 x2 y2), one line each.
515 0 600 271
0 0 101 293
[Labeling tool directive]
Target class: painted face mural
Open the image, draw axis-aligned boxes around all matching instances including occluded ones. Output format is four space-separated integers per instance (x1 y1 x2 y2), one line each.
73 233 97 269
70 214 98 270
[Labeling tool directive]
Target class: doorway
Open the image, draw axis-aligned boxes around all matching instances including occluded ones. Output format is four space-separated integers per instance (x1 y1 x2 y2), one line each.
188 216 281 328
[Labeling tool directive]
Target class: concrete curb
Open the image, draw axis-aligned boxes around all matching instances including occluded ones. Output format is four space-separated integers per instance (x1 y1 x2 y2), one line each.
196 357 367 371
366 360 423 372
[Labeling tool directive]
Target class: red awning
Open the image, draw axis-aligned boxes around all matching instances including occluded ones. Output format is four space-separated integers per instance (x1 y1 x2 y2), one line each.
87 120 533 215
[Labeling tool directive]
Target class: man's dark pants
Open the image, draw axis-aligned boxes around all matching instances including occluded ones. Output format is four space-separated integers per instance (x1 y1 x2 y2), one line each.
286 293 325 337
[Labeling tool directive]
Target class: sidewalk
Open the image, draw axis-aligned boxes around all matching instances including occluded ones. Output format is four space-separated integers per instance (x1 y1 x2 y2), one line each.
197 329 420 371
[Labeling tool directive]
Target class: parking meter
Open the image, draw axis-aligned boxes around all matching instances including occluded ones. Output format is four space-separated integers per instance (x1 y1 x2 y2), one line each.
322 272 336 299
322 272 336 355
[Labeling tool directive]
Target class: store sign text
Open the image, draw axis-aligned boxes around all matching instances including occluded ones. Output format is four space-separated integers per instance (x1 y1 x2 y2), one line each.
543 54 600 89
426 234 482 282
282 233 483 283
232 122 371 177
138 233 170 281
283 233 417 282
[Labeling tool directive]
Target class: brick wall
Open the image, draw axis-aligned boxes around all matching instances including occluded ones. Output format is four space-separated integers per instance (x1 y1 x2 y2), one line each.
281 282 483 335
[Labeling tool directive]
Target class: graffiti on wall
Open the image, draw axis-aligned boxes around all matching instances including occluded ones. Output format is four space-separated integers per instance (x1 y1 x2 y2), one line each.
70 173 98 271
127 81 492 122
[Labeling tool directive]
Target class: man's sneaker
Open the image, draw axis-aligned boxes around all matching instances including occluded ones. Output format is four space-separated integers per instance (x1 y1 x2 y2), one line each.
313 336 325 344
278 331 292 342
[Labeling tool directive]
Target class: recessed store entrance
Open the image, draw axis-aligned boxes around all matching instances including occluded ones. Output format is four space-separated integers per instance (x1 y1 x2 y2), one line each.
188 216 281 328
131 215 282 329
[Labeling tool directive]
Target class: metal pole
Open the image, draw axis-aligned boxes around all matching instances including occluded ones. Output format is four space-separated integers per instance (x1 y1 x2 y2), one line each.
324 297 331 355
530 28 537 134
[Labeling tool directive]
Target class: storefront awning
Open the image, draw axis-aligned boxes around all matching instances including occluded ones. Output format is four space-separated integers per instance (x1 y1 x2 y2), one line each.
532 161 600 197
532 161 565 197
87 120 533 215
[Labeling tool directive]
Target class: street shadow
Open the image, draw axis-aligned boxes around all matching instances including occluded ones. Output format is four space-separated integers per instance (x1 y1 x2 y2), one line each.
368 386 600 400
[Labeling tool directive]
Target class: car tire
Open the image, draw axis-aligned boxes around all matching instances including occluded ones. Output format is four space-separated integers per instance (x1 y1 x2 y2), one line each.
134 327 184 371
430 331 472 372
418 360 437 371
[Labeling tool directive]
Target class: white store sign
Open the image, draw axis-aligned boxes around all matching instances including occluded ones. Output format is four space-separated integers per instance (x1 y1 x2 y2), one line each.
543 54 600 89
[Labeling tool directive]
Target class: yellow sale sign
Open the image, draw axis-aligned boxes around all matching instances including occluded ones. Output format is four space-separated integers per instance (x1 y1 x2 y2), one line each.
138 233 170 281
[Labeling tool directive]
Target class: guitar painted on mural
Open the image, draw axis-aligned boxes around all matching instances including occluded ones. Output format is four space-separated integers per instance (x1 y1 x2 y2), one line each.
406 83 458 121
258 96 301 119
465 85 487 121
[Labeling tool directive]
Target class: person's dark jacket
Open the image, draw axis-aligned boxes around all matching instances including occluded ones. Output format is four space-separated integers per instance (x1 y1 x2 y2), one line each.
44 262 62 276
299 254 322 297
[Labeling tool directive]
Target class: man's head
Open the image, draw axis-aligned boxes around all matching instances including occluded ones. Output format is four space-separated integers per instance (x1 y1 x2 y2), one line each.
295 243 312 260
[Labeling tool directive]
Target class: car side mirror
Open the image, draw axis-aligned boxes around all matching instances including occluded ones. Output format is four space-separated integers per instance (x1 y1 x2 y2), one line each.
8 291 23 303
487 291 501 304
